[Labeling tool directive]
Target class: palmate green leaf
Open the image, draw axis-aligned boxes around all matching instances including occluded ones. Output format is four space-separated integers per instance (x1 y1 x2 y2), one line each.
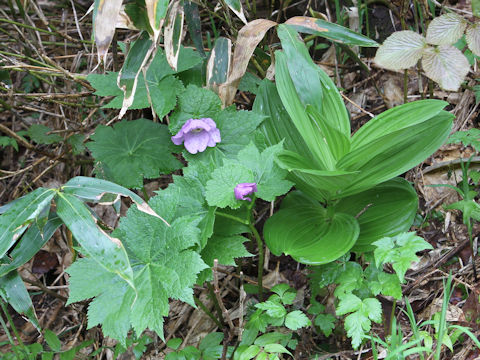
235 142 293 201
314 313 336 337
340 296 382 349
284 310 310 330
87 47 201 113
68 191 207 343
27 124 62 145
373 232 432 283
87 119 182 188
334 178 418 251
156 175 214 248
205 142 293 208
337 111 453 197
205 163 254 209
169 85 222 133
0 187 55 259
198 234 252 284
0 136 18 151
56 193 134 288
0 270 39 330
201 235 252 267
264 201 359 265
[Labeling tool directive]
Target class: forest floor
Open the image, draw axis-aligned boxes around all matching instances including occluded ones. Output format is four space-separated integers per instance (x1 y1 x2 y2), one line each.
1 0 480 359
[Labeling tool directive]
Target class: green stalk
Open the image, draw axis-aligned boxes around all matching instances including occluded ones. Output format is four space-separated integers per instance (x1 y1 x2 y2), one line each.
0 299 27 357
194 295 223 329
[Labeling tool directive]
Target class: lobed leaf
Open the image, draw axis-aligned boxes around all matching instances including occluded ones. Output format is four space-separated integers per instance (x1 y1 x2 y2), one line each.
87 119 182 189
422 45 470 91
466 24 480 57
426 13 467 45
374 31 427 70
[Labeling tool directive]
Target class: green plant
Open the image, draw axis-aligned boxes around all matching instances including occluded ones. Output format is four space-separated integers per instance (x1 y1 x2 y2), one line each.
255 25 452 265
374 12 480 91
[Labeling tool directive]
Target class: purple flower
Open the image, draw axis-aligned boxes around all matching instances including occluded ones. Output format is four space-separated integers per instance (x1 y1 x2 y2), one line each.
171 118 221 154
234 183 257 201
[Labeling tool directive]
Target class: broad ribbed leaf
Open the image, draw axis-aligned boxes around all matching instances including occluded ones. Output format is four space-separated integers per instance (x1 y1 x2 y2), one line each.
334 178 418 251
279 25 351 139
422 45 470 91
306 105 350 160
0 188 55 259
337 111 453 196
374 31 427 70
264 203 359 265
285 17 378 47
275 50 336 170
426 13 466 45
277 25 324 115
0 271 39 330
254 80 313 160
0 214 62 277
56 193 134 288
351 99 447 150
466 24 480 57
276 150 358 197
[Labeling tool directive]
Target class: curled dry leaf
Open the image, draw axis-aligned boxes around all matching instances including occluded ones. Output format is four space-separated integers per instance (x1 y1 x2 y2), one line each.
164 0 184 71
426 12 467 46
217 19 277 106
422 45 469 91
374 30 427 70
94 0 123 64
466 24 480 57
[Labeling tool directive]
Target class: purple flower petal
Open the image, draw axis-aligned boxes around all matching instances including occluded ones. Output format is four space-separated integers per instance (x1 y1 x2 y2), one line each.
171 118 221 154
234 183 258 201
184 130 210 154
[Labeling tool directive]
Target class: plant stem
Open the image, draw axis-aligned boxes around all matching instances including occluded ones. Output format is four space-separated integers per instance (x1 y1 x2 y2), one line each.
249 222 264 302
215 211 249 225
0 299 26 353
194 295 223 329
